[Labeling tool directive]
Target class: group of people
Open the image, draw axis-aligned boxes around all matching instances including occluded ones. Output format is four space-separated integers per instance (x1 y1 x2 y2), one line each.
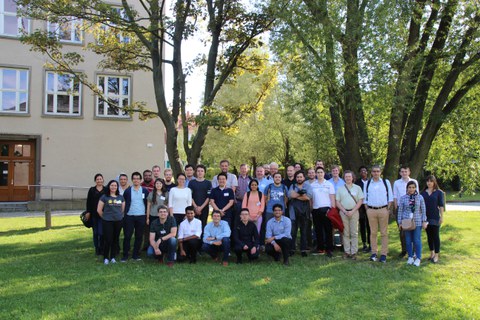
84 160 445 267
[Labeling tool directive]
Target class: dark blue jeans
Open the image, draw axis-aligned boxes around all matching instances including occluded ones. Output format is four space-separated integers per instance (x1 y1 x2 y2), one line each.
147 237 177 262
123 215 146 259
202 238 231 262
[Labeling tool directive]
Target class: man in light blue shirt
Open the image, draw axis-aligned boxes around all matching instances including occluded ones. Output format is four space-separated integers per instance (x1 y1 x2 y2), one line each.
265 204 292 265
328 165 345 192
202 210 231 266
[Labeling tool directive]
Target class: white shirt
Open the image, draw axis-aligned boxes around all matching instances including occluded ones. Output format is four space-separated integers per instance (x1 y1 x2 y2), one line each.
168 187 192 214
363 178 393 207
393 178 419 201
178 218 202 239
311 180 335 209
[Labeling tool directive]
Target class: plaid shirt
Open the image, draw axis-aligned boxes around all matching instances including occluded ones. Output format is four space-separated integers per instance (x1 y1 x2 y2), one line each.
397 193 427 227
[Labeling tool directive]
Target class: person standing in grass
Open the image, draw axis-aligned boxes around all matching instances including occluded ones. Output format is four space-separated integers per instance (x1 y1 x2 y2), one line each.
398 181 427 267
97 180 125 265
188 164 212 232
336 171 364 260
146 178 168 227
355 166 371 253
85 173 107 256
265 204 292 266
242 179 265 235
363 165 393 263
202 210 231 266
421 175 445 264
148 205 178 267
168 173 193 227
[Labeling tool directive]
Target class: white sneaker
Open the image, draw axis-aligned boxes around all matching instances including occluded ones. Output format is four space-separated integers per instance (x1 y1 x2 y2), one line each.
414 258 421 267
110 258 117 264
104 258 109 265
407 257 414 265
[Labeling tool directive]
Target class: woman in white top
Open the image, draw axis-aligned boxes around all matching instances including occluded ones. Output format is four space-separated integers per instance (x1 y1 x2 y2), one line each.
311 166 336 256
336 170 364 260
168 173 193 227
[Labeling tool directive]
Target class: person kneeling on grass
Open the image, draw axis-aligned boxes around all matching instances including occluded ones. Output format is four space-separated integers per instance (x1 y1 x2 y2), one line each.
147 205 177 267
398 181 427 267
233 208 260 264
265 204 292 266
202 210 231 266
178 206 202 264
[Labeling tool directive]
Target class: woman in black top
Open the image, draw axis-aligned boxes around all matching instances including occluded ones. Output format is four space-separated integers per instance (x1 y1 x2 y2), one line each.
85 173 107 255
421 175 445 263
98 180 125 265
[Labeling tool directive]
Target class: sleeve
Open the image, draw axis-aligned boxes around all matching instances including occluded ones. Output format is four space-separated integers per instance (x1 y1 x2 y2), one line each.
203 224 211 243
259 192 265 212
358 186 365 200
86 187 94 212
229 189 235 200
168 188 174 208
219 221 231 239
242 195 248 210
305 184 313 199
194 219 202 238
329 183 335 195
232 224 241 246
398 197 404 224
386 180 394 203
420 196 427 222
363 182 368 205
288 185 295 199
211 175 218 188
265 219 272 239
187 188 192 206
231 175 238 187
393 181 399 200
438 191 445 208
177 221 184 239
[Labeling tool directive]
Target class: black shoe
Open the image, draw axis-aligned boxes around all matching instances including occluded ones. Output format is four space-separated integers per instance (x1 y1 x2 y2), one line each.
326 251 333 258
362 245 369 253
301 251 308 257
289 250 295 256
398 251 407 258
283 260 290 266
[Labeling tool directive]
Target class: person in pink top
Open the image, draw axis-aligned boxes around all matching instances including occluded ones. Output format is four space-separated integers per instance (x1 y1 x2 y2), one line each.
242 179 265 233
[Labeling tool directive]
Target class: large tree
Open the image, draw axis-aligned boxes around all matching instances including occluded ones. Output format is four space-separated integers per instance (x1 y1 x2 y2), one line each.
271 0 480 181
20 0 279 176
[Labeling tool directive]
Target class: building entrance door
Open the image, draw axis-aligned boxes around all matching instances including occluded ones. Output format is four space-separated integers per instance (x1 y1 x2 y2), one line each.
0 141 35 201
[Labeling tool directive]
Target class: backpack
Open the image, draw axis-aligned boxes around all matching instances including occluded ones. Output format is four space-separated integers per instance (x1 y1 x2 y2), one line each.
365 178 389 202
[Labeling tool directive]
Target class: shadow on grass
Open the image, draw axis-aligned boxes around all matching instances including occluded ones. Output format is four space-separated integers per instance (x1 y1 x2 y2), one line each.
0 224 79 237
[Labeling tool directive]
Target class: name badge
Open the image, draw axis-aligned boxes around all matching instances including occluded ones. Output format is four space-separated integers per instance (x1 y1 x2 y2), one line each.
142 193 145 199
224 193 229 196
160 196 165 200
160 230 166 234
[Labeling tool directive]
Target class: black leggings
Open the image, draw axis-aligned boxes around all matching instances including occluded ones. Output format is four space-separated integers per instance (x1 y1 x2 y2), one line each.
103 220 123 260
426 224 441 253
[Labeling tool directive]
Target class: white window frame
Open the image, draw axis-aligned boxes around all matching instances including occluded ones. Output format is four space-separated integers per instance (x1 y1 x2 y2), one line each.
98 6 130 44
0 67 29 113
47 17 82 44
0 0 30 37
44 71 81 116
96 75 131 118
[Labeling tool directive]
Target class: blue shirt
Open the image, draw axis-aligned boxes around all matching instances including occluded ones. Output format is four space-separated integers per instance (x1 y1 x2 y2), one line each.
203 221 231 244
328 177 345 192
128 187 146 215
257 177 273 193
266 215 292 240
265 183 288 213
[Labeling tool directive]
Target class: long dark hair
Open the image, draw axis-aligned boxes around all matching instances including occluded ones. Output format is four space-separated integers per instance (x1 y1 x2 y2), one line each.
106 180 119 196
424 175 440 191
152 178 165 205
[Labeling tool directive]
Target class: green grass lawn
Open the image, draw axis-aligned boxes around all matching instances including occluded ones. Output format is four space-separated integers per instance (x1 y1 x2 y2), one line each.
446 191 480 202
1 212 479 320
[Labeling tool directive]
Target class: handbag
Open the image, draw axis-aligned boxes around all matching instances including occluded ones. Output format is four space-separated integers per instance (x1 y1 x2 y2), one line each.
401 217 416 231
80 211 92 228
327 207 344 232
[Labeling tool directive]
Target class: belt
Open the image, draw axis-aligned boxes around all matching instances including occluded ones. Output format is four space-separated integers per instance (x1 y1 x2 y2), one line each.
367 205 387 209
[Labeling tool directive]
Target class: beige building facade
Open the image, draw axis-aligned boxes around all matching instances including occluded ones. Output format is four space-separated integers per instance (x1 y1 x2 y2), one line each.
0 0 165 201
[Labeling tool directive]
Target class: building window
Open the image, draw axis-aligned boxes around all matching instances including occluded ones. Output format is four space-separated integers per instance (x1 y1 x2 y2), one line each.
47 17 82 43
96 75 130 118
0 67 28 113
0 0 30 37
45 72 81 116
98 7 130 44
